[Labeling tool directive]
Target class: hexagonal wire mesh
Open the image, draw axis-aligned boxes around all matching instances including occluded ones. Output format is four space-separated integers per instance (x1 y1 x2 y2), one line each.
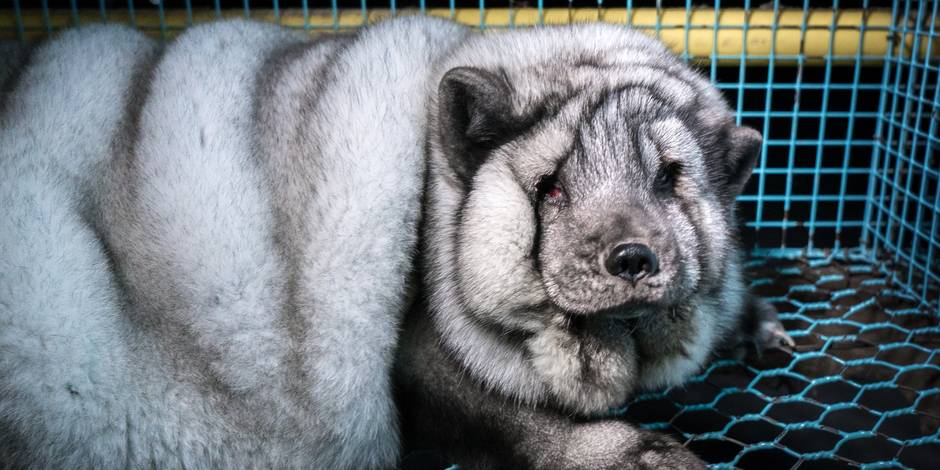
2 0 938 468
619 253 940 468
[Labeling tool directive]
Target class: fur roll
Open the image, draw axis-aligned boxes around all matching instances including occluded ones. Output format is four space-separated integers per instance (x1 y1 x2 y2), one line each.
0 17 464 468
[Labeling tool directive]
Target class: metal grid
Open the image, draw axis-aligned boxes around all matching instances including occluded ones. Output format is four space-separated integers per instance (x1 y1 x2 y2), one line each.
620 254 940 469
864 0 940 317
1 1 938 468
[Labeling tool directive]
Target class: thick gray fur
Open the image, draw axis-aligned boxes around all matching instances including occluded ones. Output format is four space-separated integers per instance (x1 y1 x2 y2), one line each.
397 22 791 467
0 17 788 469
0 18 464 469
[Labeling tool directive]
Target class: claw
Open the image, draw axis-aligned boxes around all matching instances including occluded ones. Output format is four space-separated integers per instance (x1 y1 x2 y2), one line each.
755 317 796 353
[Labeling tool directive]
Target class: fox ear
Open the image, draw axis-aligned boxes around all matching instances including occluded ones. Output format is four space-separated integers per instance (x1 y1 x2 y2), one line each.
723 126 762 199
437 67 514 184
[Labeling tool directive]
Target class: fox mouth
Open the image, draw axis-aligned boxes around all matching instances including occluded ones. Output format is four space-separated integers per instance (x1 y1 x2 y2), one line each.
549 294 664 320
559 310 641 340
544 275 676 314
589 302 658 318
541 265 686 317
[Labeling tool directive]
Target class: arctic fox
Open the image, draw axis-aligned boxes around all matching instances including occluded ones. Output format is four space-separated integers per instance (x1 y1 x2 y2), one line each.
0 16 789 468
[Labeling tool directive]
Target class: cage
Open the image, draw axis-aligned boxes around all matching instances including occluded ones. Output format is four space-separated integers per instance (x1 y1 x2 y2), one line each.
2 0 938 468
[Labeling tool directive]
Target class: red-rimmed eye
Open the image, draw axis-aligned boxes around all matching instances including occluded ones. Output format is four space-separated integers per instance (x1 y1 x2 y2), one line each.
537 175 565 202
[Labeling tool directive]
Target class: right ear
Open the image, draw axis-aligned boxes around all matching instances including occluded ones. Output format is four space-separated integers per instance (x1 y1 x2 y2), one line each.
721 126 762 201
437 67 514 185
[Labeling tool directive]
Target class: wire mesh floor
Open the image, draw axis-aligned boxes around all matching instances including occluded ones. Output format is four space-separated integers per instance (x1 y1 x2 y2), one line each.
618 254 940 469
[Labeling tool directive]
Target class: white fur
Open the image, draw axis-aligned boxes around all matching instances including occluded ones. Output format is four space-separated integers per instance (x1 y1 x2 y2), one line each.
0 25 156 468
0 17 465 468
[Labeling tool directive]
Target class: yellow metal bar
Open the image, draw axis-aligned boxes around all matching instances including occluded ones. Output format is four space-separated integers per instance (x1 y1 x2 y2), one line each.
1 8 930 65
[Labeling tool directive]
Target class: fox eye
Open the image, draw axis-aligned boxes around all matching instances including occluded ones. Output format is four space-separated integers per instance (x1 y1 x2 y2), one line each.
537 174 566 203
655 162 682 192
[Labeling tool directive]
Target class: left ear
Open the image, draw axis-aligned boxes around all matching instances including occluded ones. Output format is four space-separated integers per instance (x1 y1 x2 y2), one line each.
437 67 515 186
723 126 762 198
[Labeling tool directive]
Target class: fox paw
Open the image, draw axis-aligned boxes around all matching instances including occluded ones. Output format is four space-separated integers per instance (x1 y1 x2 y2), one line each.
723 294 796 359
754 313 796 352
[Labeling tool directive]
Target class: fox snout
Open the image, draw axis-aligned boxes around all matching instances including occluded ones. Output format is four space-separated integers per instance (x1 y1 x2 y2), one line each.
603 242 659 285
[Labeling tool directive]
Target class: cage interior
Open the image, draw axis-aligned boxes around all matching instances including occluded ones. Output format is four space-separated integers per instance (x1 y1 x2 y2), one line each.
2 1 938 468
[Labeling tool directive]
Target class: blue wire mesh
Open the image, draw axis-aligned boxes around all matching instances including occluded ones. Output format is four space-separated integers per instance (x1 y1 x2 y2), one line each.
1 1 938 468
619 252 940 468
864 0 940 318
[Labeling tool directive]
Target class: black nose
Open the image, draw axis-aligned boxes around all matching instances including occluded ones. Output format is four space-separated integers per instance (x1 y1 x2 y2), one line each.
605 243 659 283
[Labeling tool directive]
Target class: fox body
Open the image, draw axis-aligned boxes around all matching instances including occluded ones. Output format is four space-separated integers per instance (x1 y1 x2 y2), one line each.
0 17 787 468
